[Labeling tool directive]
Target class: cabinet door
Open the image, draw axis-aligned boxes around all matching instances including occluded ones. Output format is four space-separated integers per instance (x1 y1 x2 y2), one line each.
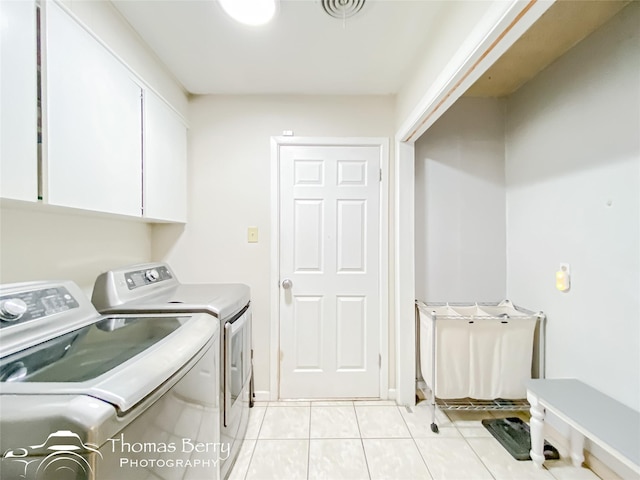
0 0 37 202
44 2 142 217
143 90 187 222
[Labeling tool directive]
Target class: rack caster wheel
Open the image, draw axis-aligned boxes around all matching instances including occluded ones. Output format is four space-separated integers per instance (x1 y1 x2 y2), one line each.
430 423 439 434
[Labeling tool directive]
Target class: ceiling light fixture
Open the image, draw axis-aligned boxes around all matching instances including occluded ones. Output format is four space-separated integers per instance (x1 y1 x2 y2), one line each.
218 0 278 26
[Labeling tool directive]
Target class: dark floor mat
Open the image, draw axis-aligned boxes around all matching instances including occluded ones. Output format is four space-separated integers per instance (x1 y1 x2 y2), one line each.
481 417 560 461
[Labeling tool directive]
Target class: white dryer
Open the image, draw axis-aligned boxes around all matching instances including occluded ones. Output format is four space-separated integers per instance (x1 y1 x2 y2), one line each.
0 280 221 480
92 263 251 480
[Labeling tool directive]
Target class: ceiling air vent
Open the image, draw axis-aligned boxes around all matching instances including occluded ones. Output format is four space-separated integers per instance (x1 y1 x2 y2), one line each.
321 0 366 20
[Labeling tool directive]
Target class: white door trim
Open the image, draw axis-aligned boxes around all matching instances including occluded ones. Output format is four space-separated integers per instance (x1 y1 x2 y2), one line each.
396 0 554 143
394 140 415 406
270 136 389 401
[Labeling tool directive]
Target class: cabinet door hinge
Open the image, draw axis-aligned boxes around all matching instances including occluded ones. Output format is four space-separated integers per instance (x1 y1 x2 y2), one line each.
379 169 382 182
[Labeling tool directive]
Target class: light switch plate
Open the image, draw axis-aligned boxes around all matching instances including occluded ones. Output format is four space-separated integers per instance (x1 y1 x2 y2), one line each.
248 227 258 243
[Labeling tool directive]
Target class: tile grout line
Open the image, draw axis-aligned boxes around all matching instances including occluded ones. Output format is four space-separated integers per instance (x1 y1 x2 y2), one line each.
240 439 257 480
306 404 312 480
352 402 363 439
241 405 266 480
359 437 373 479
402 405 436 480
357 404 374 479
450 410 511 480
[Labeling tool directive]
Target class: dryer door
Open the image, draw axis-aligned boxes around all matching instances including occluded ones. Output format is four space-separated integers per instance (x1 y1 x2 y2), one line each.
224 304 251 428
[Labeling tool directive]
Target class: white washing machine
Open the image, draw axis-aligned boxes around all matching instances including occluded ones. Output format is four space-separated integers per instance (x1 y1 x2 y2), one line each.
0 280 221 480
91 263 251 480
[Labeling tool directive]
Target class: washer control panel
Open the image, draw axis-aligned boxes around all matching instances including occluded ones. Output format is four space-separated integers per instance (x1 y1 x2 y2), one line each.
125 265 173 290
0 287 80 327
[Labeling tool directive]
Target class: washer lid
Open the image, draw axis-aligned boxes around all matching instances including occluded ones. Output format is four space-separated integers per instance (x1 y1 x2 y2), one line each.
98 283 251 320
146 283 250 318
0 312 217 412
91 261 251 319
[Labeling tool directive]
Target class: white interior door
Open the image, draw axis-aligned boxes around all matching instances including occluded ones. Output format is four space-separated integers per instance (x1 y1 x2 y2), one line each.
279 144 381 399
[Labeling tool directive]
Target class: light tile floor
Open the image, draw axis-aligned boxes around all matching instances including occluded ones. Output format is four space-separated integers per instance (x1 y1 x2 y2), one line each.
228 401 601 480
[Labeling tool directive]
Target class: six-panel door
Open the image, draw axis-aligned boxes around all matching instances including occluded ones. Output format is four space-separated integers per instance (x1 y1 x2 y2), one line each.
279 144 381 399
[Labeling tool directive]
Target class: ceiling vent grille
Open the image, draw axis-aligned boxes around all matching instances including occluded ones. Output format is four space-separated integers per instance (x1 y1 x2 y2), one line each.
321 0 365 19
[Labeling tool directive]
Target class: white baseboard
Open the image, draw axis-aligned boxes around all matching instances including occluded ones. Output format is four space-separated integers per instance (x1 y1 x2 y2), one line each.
584 452 623 480
544 418 628 480
252 390 399 403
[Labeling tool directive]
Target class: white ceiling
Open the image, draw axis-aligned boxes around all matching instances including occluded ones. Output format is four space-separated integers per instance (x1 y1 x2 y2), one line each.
111 0 489 96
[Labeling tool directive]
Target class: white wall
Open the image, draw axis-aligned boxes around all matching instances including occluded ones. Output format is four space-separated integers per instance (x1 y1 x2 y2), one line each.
153 95 396 397
415 97 506 302
0 1 187 293
506 2 640 412
0 206 151 294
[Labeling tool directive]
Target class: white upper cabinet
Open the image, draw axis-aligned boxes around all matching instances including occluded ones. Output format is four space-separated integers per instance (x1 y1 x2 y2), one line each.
44 1 142 217
143 90 188 223
0 0 38 202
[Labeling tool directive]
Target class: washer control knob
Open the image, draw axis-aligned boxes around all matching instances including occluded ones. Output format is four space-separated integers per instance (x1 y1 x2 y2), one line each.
145 269 160 282
0 298 28 322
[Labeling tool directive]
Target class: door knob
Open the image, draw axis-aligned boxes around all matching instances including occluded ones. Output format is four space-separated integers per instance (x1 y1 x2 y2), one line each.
281 278 293 290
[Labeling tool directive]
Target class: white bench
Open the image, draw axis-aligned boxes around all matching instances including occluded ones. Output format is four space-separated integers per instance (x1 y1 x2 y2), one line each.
526 379 640 475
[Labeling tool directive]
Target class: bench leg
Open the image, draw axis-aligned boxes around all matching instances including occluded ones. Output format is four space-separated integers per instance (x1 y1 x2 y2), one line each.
570 429 585 467
527 390 546 469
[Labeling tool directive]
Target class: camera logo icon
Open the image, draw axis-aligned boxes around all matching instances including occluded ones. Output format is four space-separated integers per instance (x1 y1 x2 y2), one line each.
3 430 102 479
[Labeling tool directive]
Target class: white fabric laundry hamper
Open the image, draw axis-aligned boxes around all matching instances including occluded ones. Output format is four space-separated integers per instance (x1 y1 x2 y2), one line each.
417 301 543 400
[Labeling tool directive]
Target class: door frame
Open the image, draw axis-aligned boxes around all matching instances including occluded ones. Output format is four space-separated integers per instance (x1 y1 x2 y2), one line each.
392 0 554 405
269 136 389 401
